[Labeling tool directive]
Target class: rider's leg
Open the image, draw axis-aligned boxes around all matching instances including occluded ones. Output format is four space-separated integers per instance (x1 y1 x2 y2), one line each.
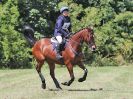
56 36 63 59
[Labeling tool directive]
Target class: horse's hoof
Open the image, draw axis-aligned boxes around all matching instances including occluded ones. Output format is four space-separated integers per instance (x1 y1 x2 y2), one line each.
78 78 86 82
57 87 62 90
61 82 68 86
41 83 46 89
57 86 62 90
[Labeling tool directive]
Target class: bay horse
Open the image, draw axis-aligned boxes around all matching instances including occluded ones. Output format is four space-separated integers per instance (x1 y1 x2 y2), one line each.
24 26 96 89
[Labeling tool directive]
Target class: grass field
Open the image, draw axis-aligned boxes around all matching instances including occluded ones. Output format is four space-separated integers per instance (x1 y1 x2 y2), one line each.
0 66 133 99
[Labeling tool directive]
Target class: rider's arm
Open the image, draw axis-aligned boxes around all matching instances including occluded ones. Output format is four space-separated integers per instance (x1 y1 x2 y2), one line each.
56 17 68 35
56 17 64 33
68 24 72 32
68 18 72 32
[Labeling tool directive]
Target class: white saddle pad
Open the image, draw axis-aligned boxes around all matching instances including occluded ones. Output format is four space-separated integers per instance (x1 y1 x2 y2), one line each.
51 37 58 43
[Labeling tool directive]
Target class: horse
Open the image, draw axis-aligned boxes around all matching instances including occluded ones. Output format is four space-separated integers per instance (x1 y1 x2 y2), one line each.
23 26 96 89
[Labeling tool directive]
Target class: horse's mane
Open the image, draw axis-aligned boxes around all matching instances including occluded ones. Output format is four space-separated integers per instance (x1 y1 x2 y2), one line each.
73 27 88 35
72 27 92 36
70 27 92 39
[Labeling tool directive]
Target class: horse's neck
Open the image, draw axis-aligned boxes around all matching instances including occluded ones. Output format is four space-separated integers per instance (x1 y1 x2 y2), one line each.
70 32 83 52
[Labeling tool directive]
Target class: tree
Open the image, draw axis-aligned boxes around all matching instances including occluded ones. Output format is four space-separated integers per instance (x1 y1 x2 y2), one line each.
58 0 133 66
18 0 59 38
0 0 133 68
0 0 31 68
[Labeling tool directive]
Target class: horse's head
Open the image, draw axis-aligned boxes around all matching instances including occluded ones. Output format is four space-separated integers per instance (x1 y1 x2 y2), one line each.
82 27 96 51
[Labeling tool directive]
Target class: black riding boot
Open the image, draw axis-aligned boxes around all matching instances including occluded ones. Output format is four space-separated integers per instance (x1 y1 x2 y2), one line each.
56 44 63 60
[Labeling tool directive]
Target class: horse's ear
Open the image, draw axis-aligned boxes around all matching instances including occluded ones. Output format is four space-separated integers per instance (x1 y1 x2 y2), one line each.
89 26 94 30
87 25 94 30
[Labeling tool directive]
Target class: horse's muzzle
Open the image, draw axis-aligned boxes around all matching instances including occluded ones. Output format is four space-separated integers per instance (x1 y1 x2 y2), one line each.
92 47 96 51
90 45 96 52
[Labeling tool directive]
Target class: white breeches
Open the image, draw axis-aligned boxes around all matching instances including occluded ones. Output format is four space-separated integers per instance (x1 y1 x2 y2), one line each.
56 35 62 44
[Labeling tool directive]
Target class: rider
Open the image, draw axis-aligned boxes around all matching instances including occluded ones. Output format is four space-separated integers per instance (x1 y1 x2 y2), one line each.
54 6 72 59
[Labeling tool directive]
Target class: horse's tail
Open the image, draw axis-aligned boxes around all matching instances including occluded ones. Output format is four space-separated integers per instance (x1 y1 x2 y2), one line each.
23 25 36 46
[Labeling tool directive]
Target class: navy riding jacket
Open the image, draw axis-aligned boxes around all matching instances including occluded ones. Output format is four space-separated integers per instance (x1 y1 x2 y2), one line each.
54 15 71 37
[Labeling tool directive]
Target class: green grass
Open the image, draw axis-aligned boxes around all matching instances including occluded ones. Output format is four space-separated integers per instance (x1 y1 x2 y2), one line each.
0 66 133 99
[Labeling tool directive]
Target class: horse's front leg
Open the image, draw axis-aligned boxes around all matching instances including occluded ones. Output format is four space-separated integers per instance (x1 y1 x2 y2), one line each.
78 61 88 82
62 63 75 86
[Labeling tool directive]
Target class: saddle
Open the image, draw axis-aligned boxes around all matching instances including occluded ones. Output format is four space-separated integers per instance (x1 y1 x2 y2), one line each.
50 37 67 52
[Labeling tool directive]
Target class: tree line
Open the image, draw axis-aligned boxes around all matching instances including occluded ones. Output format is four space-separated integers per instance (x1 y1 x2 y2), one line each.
0 0 133 68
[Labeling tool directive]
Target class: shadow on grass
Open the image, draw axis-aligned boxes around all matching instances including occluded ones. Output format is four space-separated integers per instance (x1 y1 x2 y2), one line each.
48 88 103 91
48 88 133 93
68 88 103 91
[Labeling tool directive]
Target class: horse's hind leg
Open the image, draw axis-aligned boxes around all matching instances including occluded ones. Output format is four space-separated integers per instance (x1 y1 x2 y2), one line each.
36 60 46 89
78 61 88 82
47 62 62 89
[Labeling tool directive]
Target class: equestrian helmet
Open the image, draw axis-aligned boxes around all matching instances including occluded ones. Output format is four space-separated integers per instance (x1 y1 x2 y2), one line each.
60 6 69 13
